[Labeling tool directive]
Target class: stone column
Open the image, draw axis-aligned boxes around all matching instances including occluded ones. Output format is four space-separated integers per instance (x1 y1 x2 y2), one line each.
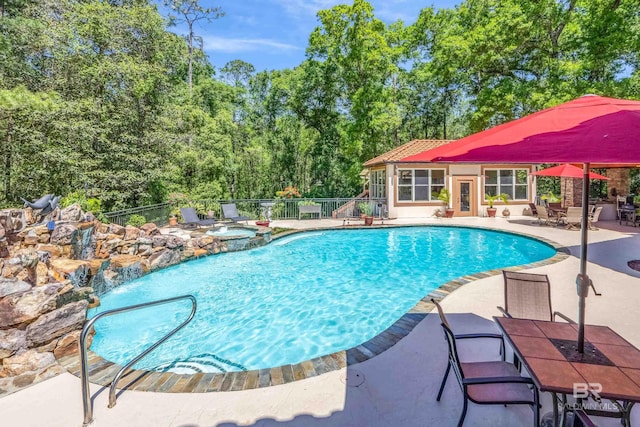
561 178 583 207
606 168 630 199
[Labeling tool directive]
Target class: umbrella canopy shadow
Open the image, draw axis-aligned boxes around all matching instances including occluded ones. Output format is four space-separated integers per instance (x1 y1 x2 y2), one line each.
177 313 548 427
564 234 640 279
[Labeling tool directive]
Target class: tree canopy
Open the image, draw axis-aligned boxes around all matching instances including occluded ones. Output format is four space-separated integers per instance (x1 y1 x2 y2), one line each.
1 0 639 211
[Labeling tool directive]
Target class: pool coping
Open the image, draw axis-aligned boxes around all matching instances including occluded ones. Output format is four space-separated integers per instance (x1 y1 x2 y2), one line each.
58 224 570 393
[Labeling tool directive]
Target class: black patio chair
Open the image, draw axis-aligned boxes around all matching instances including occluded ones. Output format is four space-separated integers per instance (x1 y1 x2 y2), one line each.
573 409 598 427
221 203 250 223
180 207 219 227
432 299 540 427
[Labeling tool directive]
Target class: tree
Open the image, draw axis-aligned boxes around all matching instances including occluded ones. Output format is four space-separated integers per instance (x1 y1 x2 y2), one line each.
164 0 224 96
304 0 401 194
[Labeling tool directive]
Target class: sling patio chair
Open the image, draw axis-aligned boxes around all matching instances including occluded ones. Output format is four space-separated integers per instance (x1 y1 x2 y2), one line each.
179 207 219 227
221 203 250 223
588 206 603 230
558 206 583 230
534 205 556 226
432 299 540 427
497 271 575 323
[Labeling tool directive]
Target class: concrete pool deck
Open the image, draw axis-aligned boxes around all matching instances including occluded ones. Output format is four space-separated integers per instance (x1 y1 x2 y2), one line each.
2 216 640 426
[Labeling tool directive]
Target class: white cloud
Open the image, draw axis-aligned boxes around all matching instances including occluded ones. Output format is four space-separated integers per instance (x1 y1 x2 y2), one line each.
273 0 344 18
272 0 416 24
202 35 301 53
374 3 413 23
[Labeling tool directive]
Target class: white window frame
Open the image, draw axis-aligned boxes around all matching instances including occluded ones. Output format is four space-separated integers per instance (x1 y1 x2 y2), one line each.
397 168 446 202
484 168 529 201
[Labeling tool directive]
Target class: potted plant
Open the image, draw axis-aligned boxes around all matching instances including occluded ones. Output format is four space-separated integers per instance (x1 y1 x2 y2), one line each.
540 192 560 205
255 213 270 227
168 207 181 226
358 202 374 225
437 188 454 218
485 193 509 217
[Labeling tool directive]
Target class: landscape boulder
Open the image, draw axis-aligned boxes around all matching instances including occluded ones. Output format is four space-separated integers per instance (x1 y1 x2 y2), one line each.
50 223 78 246
26 300 88 347
1 349 56 377
0 328 27 359
0 283 61 328
60 204 83 222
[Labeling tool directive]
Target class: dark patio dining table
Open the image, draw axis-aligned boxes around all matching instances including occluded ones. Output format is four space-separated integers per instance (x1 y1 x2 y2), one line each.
495 317 640 427
546 206 567 225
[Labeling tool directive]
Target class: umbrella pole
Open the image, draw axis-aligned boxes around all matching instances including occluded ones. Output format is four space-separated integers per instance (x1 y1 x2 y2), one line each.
577 163 591 353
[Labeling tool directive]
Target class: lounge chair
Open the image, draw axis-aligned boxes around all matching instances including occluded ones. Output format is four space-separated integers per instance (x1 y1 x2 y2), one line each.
432 298 539 427
179 207 219 227
497 271 574 322
558 206 582 230
527 203 538 216
221 203 250 223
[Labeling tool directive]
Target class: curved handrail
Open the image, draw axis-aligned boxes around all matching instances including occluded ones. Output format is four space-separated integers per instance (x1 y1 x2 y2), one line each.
79 294 197 426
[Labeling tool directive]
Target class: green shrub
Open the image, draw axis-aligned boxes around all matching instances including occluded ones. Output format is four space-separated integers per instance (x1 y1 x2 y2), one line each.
358 202 373 216
540 192 560 203
127 214 147 227
61 190 103 215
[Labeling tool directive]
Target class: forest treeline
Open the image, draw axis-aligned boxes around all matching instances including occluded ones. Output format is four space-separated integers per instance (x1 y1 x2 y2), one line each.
1 0 639 211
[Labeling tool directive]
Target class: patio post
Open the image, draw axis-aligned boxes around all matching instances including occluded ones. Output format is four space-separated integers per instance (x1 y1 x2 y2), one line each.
577 162 590 353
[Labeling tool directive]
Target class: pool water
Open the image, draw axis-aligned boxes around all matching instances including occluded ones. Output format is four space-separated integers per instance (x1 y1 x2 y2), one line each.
89 227 555 373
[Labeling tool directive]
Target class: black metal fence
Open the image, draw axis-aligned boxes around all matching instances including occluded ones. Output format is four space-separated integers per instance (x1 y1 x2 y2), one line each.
103 197 386 226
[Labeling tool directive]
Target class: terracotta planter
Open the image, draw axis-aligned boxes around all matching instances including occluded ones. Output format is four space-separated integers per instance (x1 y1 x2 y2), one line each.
502 209 511 217
168 217 178 226
445 209 455 218
487 208 497 217
256 220 270 227
364 216 374 226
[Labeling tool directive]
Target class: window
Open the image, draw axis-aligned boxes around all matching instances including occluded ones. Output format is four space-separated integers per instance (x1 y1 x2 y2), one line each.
397 169 446 201
370 169 386 198
484 169 529 200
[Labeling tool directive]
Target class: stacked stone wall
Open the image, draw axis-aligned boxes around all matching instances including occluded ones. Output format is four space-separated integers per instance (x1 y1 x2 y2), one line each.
0 204 269 396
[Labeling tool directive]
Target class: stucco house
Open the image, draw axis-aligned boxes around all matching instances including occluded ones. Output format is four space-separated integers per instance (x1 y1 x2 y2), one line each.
363 139 537 219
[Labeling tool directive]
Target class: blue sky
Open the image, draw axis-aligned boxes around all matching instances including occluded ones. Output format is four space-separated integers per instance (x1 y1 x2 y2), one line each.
160 1 460 72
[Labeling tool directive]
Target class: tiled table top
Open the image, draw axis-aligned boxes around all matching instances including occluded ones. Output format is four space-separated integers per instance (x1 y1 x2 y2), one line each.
495 317 640 402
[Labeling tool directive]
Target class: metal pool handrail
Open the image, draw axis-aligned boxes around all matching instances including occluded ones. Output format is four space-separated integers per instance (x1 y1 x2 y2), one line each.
79 294 197 426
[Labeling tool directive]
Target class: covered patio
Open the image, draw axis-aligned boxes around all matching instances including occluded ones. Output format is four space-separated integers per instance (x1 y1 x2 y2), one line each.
2 216 640 427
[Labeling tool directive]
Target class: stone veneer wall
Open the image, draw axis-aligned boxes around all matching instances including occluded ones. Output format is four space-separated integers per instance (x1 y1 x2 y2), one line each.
607 168 631 198
562 177 583 207
0 204 269 396
562 168 630 206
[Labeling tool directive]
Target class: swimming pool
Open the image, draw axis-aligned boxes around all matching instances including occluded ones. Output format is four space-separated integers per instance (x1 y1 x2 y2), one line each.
89 226 556 374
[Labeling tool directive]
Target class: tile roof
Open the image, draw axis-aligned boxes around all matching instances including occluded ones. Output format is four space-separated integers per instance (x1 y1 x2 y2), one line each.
363 139 454 167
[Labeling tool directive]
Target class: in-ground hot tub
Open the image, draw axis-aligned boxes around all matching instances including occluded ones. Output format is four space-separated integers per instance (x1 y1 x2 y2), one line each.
206 225 257 238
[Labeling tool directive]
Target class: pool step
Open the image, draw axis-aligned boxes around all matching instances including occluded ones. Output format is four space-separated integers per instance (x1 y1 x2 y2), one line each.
151 353 248 374
273 232 323 246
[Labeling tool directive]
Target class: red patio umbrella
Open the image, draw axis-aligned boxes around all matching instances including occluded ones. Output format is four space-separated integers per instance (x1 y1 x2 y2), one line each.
402 94 640 353
531 164 609 180
531 164 609 207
